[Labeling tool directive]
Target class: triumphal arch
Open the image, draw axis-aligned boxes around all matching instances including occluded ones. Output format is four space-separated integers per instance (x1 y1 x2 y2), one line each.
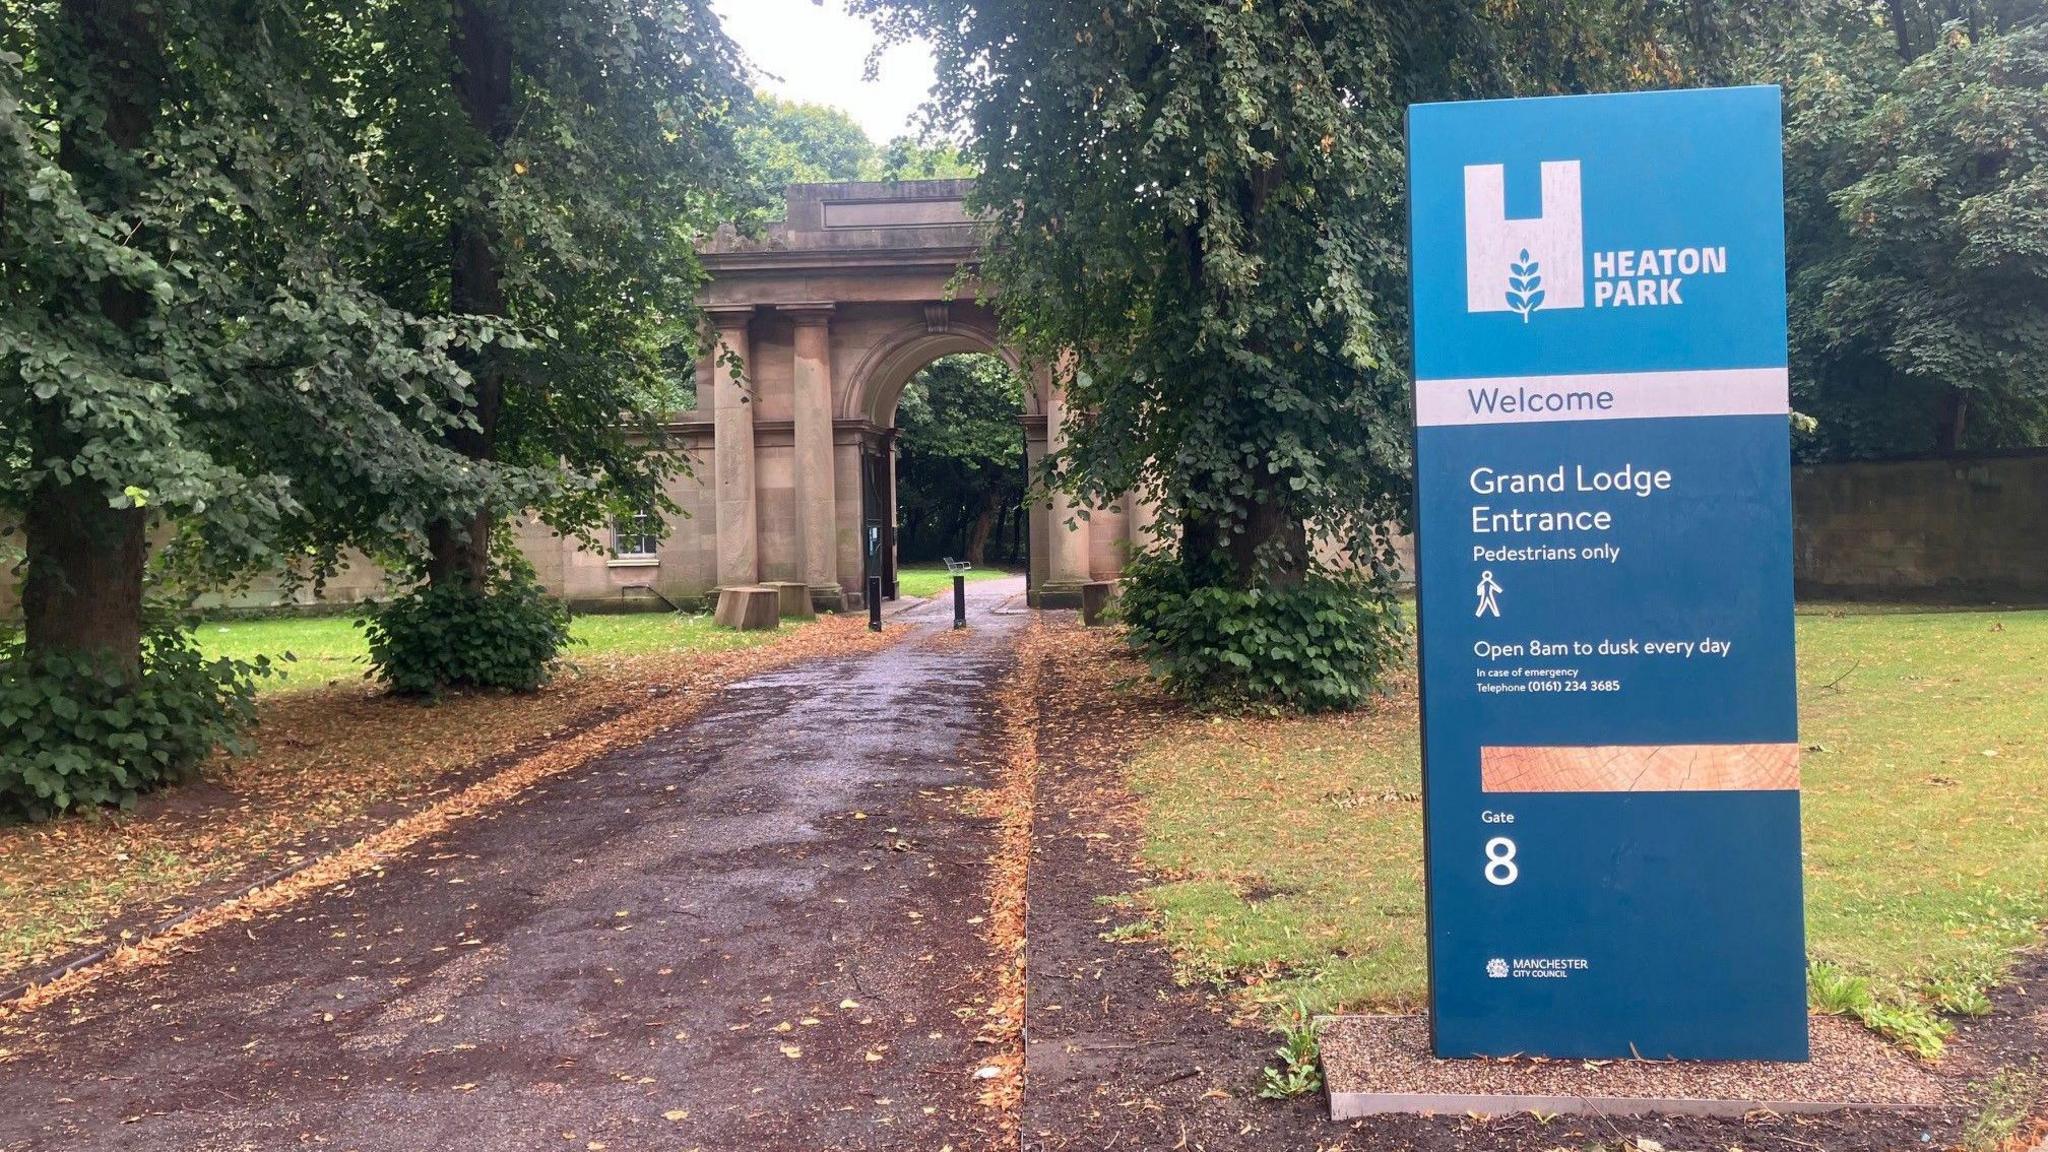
649 180 1141 611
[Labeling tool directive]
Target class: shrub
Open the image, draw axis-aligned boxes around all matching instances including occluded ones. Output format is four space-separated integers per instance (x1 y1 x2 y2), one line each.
363 564 571 698
1116 552 1405 712
0 619 264 821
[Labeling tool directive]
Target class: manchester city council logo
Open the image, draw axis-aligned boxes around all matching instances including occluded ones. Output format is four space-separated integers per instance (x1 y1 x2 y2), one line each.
1486 957 1510 979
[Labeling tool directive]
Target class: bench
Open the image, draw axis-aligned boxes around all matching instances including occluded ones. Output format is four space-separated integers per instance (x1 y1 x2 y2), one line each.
713 586 780 631
942 557 973 576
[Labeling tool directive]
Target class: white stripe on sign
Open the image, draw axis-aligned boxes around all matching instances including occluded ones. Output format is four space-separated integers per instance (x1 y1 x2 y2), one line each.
1415 367 1788 428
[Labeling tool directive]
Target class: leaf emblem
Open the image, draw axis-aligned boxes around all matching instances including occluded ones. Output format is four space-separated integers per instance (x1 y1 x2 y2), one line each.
1506 248 1544 323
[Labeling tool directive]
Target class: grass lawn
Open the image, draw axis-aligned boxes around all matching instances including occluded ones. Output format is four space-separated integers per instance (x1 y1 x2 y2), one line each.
894 563 1017 600
1122 607 2048 1057
199 611 780 695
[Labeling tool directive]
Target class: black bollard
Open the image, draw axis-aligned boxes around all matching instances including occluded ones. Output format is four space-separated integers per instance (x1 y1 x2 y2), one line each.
952 574 967 630
868 575 883 632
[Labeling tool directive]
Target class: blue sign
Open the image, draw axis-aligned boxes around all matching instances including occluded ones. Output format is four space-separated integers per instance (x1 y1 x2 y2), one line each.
1406 87 1807 1061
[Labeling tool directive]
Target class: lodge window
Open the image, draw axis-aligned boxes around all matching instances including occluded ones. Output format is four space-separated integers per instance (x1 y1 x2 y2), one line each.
613 513 658 559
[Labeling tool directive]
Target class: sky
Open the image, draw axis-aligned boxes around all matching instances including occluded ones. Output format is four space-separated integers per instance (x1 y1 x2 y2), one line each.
711 0 939 144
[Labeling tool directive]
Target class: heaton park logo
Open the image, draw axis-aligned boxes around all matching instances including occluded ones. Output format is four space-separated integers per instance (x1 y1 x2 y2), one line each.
1463 160 1729 319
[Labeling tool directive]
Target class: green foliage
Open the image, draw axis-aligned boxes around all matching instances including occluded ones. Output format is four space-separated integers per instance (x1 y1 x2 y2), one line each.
736 93 975 224
0 619 265 821
1808 961 1954 1059
362 563 572 699
1774 14 2048 459
1116 553 1406 712
350 0 758 551
0 0 502 584
895 354 1026 563
1 0 754 796
1806 960 1873 1016
1256 1003 1324 1101
1126 607 2048 1053
1858 998 1954 1061
848 0 1759 704
875 134 977 181
740 93 887 188
871 0 1428 582
1925 974 1995 1018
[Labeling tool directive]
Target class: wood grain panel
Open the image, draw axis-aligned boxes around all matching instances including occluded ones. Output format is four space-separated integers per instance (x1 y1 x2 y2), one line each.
1480 743 1800 793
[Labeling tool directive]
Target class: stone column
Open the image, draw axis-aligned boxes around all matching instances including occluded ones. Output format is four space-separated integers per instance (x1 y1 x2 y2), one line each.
787 305 842 609
885 435 901 600
707 306 758 588
1021 414 1051 596
1043 366 1091 606
1127 489 1160 557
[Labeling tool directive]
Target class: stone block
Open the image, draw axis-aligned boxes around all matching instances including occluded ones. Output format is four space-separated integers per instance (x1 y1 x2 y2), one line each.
714 586 781 631
1032 583 1085 611
760 580 816 619
1081 580 1117 626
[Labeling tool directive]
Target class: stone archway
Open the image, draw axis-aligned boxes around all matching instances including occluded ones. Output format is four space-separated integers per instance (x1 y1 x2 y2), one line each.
651 180 1133 610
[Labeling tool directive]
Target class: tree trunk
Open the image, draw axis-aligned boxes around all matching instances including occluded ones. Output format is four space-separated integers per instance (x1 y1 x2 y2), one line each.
1884 0 1919 61
23 464 147 675
964 491 1001 566
1938 387 1970 456
428 0 514 590
27 0 160 676
1228 482 1310 589
1178 477 1308 591
1168 161 1310 592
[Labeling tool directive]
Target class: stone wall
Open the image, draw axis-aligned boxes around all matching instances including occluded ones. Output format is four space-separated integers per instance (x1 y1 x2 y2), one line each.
1792 452 2048 602
0 496 722 623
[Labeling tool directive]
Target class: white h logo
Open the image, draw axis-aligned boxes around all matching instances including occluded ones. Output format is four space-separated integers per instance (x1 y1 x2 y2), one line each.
1464 161 1585 318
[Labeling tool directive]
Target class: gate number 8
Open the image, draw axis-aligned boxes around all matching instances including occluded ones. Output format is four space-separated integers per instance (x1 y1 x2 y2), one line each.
1484 836 1519 886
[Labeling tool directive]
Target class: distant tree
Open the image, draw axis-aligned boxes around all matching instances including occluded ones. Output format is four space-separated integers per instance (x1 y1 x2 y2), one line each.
875 134 977 181
1864 0 2044 63
894 355 1025 566
1774 11 2048 458
740 93 881 191
738 92 976 210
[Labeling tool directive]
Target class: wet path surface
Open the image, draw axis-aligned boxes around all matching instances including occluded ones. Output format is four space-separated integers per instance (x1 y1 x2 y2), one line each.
0 579 1028 1152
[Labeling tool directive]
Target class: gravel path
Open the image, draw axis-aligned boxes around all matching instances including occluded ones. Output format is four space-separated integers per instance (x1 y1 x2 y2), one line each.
0 579 1028 1152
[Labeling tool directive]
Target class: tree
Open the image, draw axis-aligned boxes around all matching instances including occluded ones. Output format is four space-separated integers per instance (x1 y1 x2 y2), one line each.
350 0 755 595
737 92 975 215
741 93 884 190
0 0 502 812
0 0 499 660
847 0 1774 706
1773 10 2048 459
875 134 977 181
1866 0 2043 63
894 355 1025 566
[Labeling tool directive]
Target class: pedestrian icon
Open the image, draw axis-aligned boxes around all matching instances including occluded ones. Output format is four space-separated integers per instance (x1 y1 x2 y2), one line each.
1475 570 1503 618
